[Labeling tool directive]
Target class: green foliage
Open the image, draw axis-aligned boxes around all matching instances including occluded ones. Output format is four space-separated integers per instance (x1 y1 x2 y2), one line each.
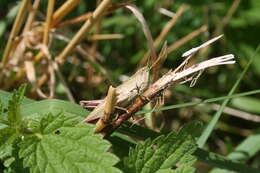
7 84 26 126
0 86 121 173
123 121 202 173
19 113 121 173
0 85 27 168
115 123 260 173
0 127 18 166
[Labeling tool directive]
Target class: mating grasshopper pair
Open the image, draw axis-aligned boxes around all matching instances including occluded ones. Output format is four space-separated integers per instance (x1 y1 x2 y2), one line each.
80 66 150 132
80 35 235 133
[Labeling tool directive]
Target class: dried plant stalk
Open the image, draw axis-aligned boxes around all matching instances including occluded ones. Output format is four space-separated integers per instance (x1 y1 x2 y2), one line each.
167 25 208 53
3 0 81 89
56 0 113 64
139 5 187 67
54 12 92 28
43 0 55 45
126 4 157 64
1 0 31 67
88 34 124 40
52 0 81 26
23 0 41 33
213 0 241 36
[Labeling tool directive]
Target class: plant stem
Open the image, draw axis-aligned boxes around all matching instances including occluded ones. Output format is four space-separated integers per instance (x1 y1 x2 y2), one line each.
1 0 30 67
56 0 113 64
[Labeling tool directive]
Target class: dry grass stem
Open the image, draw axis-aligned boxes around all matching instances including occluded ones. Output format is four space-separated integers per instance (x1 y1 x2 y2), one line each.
3 0 81 89
23 0 41 33
56 0 112 64
52 33 109 78
213 0 241 36
211 104 260 123
52 61 76 103
43 0 55 45
154 5 187 49
195 99 260 123
126 4 157 64
25 61 36 85
182 34 223 57
167 25 208 53
1 0 30 67
54 2 132 28
158 8 176 18
140 5 187 66
54 12 92 28
88 34 124 40
52 0 81 26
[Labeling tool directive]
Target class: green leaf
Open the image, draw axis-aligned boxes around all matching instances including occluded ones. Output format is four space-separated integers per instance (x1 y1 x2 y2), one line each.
0 127 16 159
7 85 27 125
124 121 202 173
231 96 260 114
0 127 20 168
20 99 90 119
115 123 260 173
0 89 90 130
19 113 121 173
0 90 33 108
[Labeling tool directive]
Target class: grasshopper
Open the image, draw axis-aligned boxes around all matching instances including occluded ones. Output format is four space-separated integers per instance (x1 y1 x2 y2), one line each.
81 66 150 122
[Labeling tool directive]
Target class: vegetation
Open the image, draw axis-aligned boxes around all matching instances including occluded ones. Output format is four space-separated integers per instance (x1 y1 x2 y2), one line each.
0 0 259 172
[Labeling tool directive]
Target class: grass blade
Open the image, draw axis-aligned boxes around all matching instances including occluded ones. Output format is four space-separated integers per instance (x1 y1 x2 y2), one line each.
137 89 260 114
197 44 260 148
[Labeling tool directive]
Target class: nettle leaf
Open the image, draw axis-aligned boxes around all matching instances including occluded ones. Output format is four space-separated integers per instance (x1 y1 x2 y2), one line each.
0 127 20 168
0 103 3 120
7 84 26 125
0 85 27 171
124 121 202 173
19 113 122 173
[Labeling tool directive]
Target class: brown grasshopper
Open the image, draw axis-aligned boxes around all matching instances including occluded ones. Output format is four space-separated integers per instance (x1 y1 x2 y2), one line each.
81 66 150 123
